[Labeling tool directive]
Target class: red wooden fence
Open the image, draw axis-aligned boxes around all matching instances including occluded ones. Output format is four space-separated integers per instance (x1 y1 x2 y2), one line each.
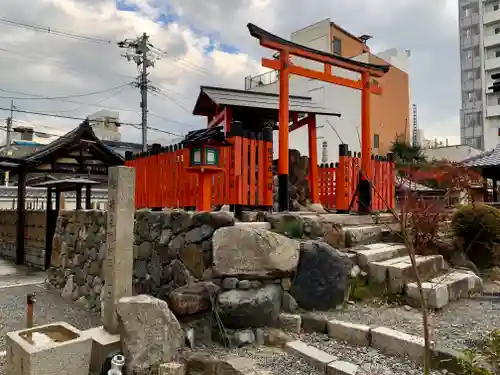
125 142 396 212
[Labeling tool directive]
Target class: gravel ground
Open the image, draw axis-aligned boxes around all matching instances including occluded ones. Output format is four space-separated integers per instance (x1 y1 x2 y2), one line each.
310 296 500 350
301 333 448 375
183 345 323 375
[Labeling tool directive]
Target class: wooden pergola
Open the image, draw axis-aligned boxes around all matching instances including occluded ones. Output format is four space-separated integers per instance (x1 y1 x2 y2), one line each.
0 120 124 267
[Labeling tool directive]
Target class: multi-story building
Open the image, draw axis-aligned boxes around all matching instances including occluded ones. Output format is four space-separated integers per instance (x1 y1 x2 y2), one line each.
459 0 500 150
88 110 122 142
244 19 411 162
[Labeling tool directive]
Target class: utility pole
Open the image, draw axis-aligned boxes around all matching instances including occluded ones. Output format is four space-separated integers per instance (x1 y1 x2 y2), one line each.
118 33 160 152
6 100 13 147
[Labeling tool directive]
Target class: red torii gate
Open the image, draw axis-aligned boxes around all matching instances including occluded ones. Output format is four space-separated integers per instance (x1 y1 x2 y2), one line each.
247 24 391 213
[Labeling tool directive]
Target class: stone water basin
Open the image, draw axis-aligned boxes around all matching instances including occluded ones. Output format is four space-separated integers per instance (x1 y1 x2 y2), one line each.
6 321 92 375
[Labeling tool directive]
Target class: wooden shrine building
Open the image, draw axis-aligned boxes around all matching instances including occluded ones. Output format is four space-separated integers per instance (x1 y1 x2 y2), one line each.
0 120 124 268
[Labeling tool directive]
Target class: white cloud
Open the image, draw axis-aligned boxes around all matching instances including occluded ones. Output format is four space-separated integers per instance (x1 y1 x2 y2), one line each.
0 0 461 146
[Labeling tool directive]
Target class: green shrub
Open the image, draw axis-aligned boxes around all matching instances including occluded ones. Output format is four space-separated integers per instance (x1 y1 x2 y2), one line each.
452 204 500 269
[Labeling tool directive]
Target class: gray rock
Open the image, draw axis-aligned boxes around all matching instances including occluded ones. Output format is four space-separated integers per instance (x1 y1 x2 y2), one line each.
250 280 262 289
168 282 220 316
222 277 239 290
238 280 252 290
138 241 153 260
73 268 85 285
291 240 352 310
217 284 282 329
213 227 299 278
170 260 192 287
171 210 192 234
265 213 305 238
117 295 184 374
168 235 185 259
159 229 172 245
179 243 205 279
192 211 234 230
85 275 93 287
134 260 149 279
233 330 256 347
93 276 102 287
148 251 163 286
93 283 103 296
61 275 74 299
185 225 214 244
282 292 299 313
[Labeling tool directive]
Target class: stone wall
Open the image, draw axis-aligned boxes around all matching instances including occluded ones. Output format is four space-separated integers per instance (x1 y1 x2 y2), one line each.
0 210 47 269
48 209 235 311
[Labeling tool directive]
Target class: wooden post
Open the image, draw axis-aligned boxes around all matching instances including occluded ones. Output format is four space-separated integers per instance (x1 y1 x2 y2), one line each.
85 184 92 209
198 173 212 211
16 169 26 265
359 71 372 213
102 166 135 333
278 50 290 212
308 114 319 203
76 186 82 210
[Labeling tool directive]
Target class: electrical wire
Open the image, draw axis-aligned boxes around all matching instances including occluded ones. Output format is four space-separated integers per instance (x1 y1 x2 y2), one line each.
0 83 133 101
149 88 191 113
16 85 132 114
0 17 117 44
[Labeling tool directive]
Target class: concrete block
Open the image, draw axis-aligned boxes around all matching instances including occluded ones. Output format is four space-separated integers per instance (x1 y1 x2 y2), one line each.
327 360 359 375
278 313 302 334
82 326 121 373
234 222 271 230
345 225 383 246
301 313 327 333
369 255 444 293
326 320 370 346
351 243 407 268
159 361 186 375
406 282 449 309
6 321 92 375
371 326 425 364
284 340 337 371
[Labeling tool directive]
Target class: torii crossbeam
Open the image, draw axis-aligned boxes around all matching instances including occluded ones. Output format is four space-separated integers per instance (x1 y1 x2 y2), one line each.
247 23 390 213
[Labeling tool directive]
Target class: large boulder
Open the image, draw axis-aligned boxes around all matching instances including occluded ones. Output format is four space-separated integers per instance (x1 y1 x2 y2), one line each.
168 282 220 316
116 295 184 374
291 240 352 310
217 284 282 329
212 227 299 278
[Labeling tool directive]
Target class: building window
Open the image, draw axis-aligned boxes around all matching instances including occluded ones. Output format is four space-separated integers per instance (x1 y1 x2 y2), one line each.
464 6 471 16
495 4 500 11
332 38 342 55
465 28 472 38
468 71 475 80
373 134 380 149
497 97 500 105
468 92 475 101
467 50 474 59
496 27 500 35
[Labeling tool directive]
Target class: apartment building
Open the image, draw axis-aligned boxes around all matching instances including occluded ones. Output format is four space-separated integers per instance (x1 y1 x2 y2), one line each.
244 19 411 162
459 0 500 150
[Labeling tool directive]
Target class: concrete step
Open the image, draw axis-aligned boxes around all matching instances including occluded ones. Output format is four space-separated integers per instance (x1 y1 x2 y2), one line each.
344 225 384 247
406 270 483 309
234 222 271 230
298 213 397 226
369 255 445 293
349 243 408 268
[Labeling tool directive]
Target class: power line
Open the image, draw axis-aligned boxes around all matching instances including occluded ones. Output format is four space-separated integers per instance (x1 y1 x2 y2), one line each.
0 83 133 101
0 17 116 44
149 87 191 113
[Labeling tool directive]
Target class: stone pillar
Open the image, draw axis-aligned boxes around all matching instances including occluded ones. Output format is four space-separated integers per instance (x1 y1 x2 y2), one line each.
102 166 136 334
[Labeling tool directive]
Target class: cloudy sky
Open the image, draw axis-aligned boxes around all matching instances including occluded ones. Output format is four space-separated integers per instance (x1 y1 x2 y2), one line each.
0 0 460 145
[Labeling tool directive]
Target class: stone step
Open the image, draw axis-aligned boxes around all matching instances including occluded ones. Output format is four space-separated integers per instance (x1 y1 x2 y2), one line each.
349 243 408 268
344 225 384 247
369 255 445 293
298 213 396 226
234 222 271 230
406 270 483 309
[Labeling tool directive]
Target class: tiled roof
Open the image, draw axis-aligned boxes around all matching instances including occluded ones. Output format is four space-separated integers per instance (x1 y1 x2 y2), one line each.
462 144 500 167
